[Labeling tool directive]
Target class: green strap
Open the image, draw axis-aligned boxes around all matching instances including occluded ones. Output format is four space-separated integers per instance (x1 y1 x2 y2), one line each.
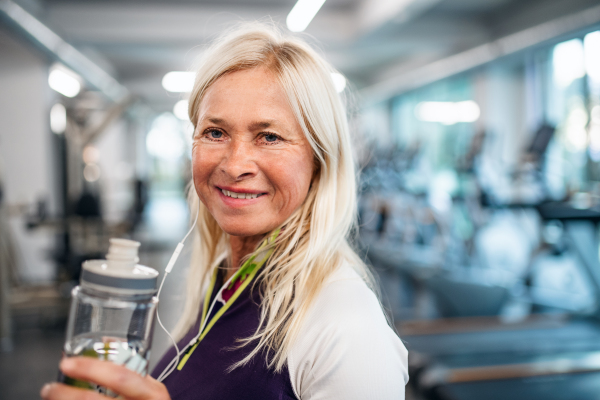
200 269 218 328
177 230 279 371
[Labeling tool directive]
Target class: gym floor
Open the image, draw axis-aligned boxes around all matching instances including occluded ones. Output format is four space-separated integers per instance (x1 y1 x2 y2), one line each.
0 321 65 399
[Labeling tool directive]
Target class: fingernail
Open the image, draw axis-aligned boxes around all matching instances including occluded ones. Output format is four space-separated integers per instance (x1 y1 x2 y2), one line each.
40 383 51 398
60 358 75 371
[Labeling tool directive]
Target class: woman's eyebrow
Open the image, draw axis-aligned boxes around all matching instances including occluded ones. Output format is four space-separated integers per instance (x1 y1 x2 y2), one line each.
249 120 278 130
200 116 284 131
205 116 225 125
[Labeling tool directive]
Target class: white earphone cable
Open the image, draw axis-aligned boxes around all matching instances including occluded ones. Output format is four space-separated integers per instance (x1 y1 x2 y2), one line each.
156 266 239 382
155 204 200 382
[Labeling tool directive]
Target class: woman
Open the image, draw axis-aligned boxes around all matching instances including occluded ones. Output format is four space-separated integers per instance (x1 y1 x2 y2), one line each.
41 23 408 400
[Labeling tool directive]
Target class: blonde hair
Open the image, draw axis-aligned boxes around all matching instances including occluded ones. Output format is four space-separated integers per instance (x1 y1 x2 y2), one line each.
174 22 376 371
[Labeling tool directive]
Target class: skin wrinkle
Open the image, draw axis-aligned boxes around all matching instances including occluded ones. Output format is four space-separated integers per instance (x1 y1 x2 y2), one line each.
192 66 315 281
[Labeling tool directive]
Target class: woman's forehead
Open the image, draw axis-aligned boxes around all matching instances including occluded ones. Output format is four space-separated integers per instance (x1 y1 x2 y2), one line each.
205 67 281 101
196 68 299 129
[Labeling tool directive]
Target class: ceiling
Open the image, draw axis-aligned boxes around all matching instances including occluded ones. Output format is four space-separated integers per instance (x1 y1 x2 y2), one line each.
6 0 600 112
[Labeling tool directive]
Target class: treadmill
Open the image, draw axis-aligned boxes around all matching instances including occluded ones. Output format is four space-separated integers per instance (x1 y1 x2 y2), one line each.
377 124 600 399
401 202 600 400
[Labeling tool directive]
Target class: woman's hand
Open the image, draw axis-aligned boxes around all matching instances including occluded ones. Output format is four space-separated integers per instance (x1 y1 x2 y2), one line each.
40 357 171 400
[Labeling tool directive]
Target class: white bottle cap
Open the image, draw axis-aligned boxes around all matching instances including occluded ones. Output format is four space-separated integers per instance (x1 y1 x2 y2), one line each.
106 238 140 267
81 238 158 294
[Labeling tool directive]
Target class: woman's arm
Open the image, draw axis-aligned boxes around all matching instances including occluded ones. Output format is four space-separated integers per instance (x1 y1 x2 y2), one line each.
40 357 171 400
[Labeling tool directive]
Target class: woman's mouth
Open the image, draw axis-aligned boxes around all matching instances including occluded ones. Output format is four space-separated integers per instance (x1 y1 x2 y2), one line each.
216 186 266 205
218 188 265 200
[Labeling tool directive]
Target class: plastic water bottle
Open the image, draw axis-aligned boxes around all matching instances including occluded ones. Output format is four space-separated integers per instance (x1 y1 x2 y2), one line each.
60 238 159 397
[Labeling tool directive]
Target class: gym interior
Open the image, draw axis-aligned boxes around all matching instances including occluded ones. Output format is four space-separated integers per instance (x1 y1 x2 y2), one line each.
1 0 600 398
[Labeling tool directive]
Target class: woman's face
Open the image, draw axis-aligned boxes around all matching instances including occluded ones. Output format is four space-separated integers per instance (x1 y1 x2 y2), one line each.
192 67 315 237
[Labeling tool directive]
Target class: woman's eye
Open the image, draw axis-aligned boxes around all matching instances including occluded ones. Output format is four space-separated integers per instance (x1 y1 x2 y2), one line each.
207 130 223 139
264 134 279 142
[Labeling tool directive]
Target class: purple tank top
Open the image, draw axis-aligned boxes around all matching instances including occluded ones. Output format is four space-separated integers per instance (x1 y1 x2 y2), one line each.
151 272 297 400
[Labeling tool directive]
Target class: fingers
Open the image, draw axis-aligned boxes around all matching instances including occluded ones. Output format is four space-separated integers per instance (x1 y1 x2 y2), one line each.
40 382 107 400
58 357 170 400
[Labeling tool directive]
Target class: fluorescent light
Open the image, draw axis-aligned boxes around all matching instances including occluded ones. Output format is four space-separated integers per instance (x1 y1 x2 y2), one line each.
162 72 195 93
146 127 185 160
455 101 480 122
331 72 346 93
50 103 66 134
564 105 588 152
584 31 600 84
173 100 189 120
592 105 600 123
49 65 81 97
286 0 327 32
553 39 585 88
415 101 480 125
146 113 187 160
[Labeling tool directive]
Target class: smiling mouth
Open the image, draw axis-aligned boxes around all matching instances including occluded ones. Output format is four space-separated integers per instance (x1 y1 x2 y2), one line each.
220 189 263 199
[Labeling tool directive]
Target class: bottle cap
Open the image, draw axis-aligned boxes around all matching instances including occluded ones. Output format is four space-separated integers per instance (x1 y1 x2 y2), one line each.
81 238 158 294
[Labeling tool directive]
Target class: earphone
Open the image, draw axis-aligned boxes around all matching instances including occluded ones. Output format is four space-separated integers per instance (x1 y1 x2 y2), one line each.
154 202 200 382
154 201 244 382
153 215 280 382
155 265 239 382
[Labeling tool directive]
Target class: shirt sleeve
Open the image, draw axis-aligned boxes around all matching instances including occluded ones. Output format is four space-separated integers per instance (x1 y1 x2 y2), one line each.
287 272 409 400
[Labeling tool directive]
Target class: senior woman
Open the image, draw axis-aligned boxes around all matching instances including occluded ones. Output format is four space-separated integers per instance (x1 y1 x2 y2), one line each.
41 24 408 400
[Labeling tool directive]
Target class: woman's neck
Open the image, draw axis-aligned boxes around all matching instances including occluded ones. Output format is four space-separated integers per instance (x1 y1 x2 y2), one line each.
225 234 264 282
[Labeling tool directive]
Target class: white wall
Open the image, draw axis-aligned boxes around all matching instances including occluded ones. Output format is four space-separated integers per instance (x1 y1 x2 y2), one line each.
95 119 135 224
0 29 56 283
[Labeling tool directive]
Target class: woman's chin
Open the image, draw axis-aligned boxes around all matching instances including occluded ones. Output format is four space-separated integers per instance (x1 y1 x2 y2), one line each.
219 223 273 239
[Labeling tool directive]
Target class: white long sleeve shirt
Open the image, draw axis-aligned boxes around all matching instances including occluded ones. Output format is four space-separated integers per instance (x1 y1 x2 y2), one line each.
288 264 409 399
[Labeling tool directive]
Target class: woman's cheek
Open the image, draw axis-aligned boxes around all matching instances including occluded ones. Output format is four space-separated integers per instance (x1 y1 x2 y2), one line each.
271 166 312 209
192 147 212 179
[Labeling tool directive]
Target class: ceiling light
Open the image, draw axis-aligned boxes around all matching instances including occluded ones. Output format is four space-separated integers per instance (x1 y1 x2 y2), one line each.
50 103 66 134
553 39 585 88
584 31 600 84
146 127 185 160
564 105 589 152
162 72 195 93
455 101 480 123
49 65 81 98
286 0 327 32
173 100 189 120
331 72 346 93
415 101 480 125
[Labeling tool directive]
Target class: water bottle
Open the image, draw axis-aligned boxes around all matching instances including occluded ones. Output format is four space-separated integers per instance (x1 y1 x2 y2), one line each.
61 238 159 396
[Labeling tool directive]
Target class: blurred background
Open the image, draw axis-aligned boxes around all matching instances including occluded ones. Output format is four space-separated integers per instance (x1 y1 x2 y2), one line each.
1 0 600 398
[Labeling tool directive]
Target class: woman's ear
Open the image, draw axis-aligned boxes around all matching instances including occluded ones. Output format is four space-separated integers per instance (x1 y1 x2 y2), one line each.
312 156 321 180
309 160 320 191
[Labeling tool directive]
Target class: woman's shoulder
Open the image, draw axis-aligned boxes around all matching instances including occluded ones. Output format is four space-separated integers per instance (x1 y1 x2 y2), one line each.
315 263 386 324
287 262 409 400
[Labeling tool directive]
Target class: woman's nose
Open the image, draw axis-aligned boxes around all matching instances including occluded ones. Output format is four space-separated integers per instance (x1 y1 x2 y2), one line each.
220 139 258 181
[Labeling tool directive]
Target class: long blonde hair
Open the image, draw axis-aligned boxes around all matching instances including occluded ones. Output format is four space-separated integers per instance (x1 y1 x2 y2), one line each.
174 22 376 371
